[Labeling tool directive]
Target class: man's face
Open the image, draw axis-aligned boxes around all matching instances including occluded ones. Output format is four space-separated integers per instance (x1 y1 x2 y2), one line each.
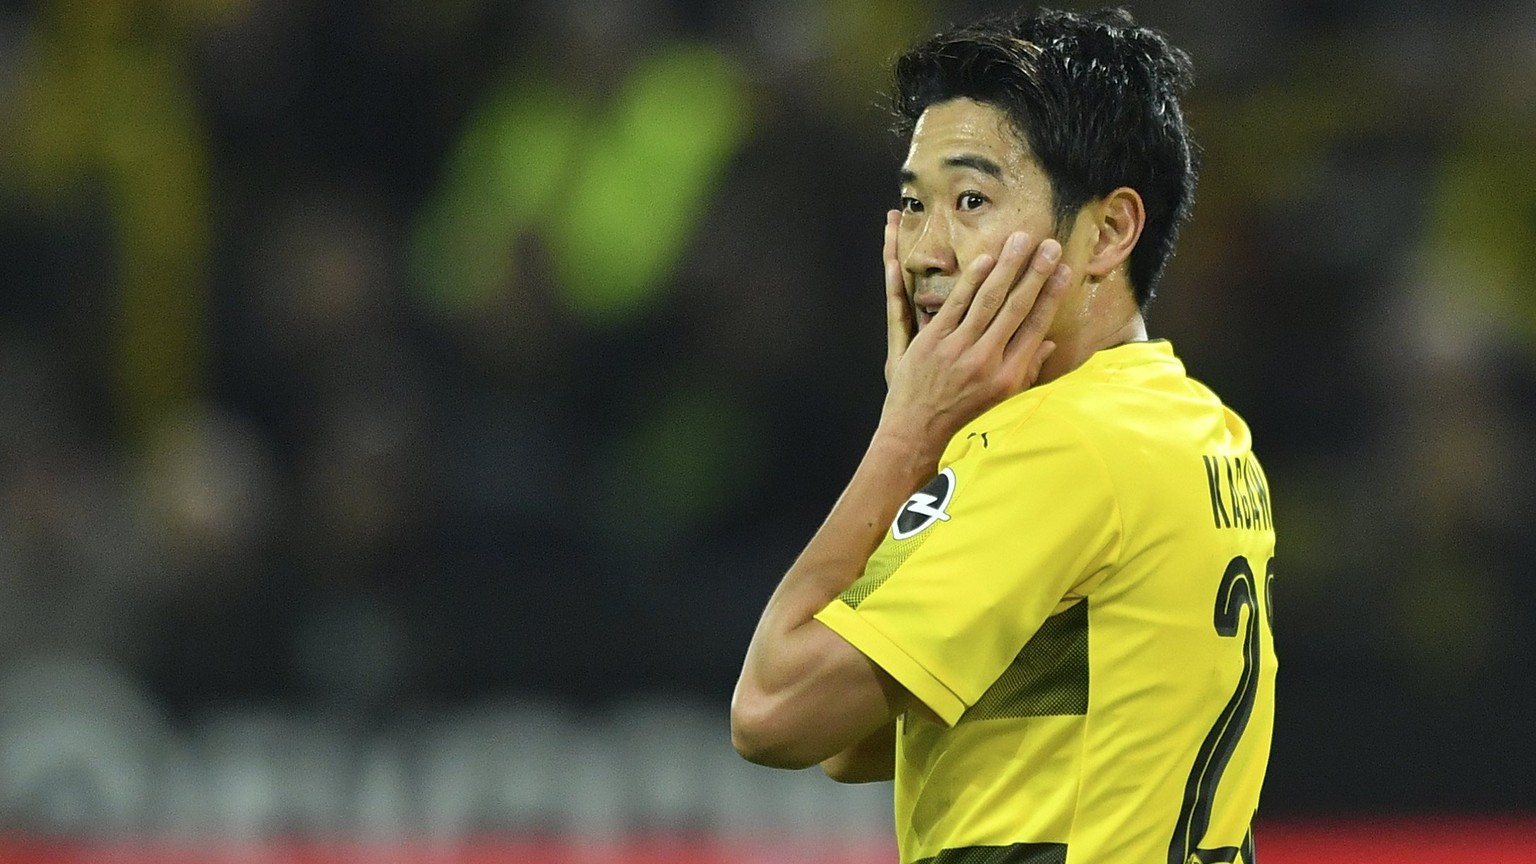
897 98 1062 331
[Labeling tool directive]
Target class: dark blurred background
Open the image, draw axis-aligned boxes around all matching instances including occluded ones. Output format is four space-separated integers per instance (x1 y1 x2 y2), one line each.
0 0 1534 845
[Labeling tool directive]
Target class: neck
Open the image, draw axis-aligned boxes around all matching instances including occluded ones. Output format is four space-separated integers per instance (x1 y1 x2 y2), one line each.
1034 276 1147 386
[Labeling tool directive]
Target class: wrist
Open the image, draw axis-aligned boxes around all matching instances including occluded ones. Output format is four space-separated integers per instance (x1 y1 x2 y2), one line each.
867 423 947 479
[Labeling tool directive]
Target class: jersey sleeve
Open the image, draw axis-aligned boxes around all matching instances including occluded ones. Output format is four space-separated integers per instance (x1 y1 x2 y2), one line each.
814 407 1121 726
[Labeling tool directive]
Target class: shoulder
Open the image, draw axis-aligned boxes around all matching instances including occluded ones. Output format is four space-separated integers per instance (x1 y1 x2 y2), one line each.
1010 341 1229 452
946 341 1222 490
942 389 1120 523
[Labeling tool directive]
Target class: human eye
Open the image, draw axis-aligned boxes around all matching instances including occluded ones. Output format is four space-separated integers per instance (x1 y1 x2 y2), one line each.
899 195 924 214
957 191 988 211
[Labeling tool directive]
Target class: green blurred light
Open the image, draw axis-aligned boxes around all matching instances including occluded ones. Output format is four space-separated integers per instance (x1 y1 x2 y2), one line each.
549 44 749 323
411 43 750 326
411 81 588 313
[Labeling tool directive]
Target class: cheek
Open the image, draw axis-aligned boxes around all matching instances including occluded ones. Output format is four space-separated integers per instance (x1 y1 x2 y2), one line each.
962 202 1053 257
1000 200 1056 242
956 215 1026 262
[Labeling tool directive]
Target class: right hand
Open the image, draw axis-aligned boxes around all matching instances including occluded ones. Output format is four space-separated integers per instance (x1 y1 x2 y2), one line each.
878 212 1072 455
883 209 916 387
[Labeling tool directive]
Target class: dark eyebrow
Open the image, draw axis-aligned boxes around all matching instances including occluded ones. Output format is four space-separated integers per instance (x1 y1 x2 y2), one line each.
944 154 1004 179
898 153 1005 187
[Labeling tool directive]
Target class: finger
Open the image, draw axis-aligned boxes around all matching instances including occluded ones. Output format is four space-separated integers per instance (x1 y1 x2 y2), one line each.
882 208 900 283
931 230 1025 335
951 230 1033 339
977 237 1062 353
927 249 998 335
1000 261 1071 383
883 211 913 378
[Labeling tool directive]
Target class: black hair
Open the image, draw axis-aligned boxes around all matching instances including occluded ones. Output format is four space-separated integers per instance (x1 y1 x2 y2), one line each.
892 7 1197 310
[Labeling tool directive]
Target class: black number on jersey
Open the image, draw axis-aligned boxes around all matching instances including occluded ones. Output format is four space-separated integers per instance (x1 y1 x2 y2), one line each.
1167 555 1273 864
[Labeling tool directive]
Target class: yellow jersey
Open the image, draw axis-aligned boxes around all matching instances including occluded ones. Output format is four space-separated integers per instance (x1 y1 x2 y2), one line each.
815 340 1276 864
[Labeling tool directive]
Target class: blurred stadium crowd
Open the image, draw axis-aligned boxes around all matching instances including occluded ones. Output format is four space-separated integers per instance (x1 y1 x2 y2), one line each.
1 0 1534 839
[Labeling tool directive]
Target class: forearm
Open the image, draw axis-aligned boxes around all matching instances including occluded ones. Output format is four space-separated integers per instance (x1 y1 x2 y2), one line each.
731 429 938 764
739 430 937 690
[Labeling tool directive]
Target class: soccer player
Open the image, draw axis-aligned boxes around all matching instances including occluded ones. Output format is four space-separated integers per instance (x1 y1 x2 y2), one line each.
731 8 1276 863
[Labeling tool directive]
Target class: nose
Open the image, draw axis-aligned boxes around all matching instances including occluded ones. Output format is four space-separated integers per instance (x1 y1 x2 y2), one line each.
903 212 958 280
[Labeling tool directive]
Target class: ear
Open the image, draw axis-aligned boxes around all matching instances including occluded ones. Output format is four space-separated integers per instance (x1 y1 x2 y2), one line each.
1083 187 1145 279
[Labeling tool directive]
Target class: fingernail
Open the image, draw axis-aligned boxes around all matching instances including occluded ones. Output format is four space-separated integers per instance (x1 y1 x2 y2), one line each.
1039 239 1061 262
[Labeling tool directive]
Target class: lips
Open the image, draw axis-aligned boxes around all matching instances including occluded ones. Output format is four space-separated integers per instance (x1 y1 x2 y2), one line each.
912 291 945 328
